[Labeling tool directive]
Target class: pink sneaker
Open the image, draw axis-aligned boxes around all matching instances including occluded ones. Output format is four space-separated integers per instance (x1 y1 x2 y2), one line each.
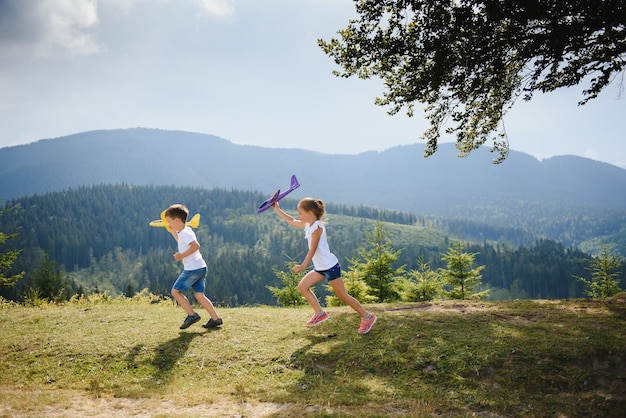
306 311 329 326
358 314 377 334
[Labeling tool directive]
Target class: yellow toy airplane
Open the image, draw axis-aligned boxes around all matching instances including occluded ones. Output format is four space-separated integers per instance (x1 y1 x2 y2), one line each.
149 210 200 232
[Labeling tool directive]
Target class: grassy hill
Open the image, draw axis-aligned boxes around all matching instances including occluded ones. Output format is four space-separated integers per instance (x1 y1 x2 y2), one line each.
1 295 625 417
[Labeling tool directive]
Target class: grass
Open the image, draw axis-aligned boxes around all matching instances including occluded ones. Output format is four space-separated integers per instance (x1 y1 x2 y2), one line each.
0 294 625 417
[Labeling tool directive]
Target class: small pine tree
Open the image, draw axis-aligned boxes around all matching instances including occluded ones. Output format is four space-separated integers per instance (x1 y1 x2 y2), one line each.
439 240 488 300
124 282 136 298
394 260 442 302
32 252 69 303
357 221 405 302
576 245 623 299
266 262 307 307
0 229 24 290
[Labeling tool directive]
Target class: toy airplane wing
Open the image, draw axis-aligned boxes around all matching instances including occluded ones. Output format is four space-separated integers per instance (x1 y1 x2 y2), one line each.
149 212 200 230
257 175 300 213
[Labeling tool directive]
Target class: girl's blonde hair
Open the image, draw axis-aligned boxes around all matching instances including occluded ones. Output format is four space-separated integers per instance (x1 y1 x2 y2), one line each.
298 198 325 220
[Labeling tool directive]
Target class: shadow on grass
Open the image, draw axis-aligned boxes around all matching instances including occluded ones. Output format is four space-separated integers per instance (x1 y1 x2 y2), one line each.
124 329 215 392
152 331 202 375
285 314 387 407
283 304 626 417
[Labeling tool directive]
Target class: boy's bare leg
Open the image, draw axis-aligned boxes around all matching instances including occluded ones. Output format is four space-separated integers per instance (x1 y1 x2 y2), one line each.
171 289 195 315
195 292 220 320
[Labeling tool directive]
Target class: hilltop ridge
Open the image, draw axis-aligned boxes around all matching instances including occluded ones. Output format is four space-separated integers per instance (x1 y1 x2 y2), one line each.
2 128 626 250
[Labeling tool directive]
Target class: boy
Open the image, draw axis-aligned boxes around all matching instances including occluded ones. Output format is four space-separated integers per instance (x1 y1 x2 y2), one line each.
165 204 222 330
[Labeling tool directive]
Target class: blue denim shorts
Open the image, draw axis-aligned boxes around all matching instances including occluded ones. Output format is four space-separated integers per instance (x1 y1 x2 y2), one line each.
315 263 342 281
172 267 207 292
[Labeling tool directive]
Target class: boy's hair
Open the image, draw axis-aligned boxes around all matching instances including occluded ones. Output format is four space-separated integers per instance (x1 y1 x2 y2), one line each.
165 204 189 222
298 198 325 220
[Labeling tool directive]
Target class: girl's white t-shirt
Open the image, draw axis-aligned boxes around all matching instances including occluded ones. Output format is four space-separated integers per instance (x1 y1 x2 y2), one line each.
177 227 207 270
304 220 339 271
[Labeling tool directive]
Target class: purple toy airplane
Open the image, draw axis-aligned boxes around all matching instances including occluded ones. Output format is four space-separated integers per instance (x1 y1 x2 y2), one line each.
257 175 300 213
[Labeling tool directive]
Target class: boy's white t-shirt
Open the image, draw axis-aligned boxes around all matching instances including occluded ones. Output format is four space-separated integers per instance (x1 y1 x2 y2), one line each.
177 226 207 270
304 220 338 271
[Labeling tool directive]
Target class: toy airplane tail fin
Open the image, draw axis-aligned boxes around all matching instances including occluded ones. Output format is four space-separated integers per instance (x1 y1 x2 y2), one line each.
290 175 300 190
160 210 171 232
188 213 200 228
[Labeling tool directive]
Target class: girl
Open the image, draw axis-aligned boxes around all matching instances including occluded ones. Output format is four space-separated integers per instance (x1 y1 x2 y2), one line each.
272 197 377 334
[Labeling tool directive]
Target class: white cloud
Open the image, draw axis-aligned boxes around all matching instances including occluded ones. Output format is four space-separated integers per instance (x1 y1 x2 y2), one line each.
0 0 101 58
41 0 101 55
194 0 235 17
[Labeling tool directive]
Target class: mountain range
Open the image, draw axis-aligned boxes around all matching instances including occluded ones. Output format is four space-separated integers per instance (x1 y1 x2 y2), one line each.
2 128 626 249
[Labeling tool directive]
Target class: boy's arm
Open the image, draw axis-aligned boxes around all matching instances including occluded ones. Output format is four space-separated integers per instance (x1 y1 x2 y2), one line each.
174 240 200 261
272 202 304 229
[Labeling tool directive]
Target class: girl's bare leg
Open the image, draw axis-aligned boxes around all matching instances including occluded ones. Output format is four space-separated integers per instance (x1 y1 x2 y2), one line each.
298 270 326 312
329 278 369 318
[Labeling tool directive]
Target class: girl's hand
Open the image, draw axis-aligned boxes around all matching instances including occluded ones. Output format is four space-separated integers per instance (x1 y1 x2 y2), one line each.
292 264 305 273
270 190 280 206
173 252 183 261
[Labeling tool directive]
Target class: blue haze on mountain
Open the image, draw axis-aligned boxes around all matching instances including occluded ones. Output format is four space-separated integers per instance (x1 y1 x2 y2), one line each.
1 128 625 245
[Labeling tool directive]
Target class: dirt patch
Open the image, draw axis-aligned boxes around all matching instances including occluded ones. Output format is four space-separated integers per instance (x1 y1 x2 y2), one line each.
4 396 294 418
386 302 490 314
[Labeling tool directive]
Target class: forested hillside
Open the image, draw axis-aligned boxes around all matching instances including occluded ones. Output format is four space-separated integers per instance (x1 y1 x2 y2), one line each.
2 128 626 251
1 185 615 305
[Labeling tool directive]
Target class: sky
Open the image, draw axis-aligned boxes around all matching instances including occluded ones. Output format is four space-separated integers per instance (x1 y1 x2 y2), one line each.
0 0 624 168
